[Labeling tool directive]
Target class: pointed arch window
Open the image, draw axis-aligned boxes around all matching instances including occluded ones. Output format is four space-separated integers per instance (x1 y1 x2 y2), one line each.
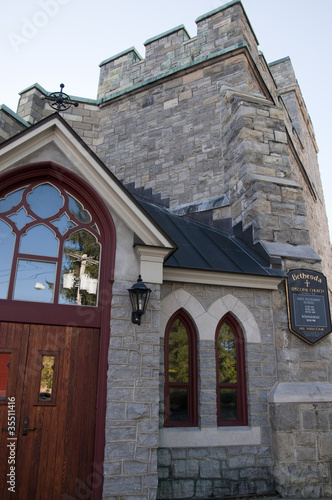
164 310 198 427
0 181 101 306
216 314 248 426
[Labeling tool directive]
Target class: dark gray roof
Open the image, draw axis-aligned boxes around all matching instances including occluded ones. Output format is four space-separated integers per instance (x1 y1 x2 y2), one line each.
139 199 285 277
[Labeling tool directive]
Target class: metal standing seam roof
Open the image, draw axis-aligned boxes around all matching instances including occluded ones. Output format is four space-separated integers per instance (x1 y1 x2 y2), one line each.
138 199 285 277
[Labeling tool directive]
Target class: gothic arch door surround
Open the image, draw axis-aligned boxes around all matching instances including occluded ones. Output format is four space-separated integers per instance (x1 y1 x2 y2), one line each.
0 163 115 499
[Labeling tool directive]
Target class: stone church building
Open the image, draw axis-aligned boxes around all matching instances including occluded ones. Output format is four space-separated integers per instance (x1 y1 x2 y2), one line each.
0 1 332 499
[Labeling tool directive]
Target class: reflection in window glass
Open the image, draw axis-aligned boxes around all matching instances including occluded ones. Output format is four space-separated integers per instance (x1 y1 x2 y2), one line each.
59 230 100 306
20 225 59 257
220 388 237 420
51 213 77 235
39 355 55 402
217 322 237 384
168 319 189 383
0 353 10 400
13 260 56 303
68 195 91 223
170 388 188 421
27 183 63 218
0 188 25 213
1 181 102 306
0 220 15 299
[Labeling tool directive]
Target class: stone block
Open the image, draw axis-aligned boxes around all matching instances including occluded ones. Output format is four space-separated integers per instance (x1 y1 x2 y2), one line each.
104 442 136 460
270 403 300 431
200 459 220 478
127 403 151 420
158 479 195 499
195 479 215 496
172 459 199 478
158 448 171 467
103 476 142 495
318 433 332 460
228 454 255 468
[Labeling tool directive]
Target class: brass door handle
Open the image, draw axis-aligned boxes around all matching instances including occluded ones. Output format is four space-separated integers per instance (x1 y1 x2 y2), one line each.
22 416 36 436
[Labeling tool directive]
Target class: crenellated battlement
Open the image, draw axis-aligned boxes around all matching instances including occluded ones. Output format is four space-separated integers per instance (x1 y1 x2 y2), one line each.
97 0 261 100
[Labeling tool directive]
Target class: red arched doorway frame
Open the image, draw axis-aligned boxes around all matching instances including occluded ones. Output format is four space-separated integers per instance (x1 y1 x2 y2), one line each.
0 161 115 499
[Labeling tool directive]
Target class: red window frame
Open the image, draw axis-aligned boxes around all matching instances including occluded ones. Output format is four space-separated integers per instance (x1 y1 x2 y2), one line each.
164 309 198 427
215 313 248 426
0 162 115 327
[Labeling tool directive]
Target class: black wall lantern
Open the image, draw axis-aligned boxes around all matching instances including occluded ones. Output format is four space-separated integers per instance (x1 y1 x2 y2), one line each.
128 275 152 325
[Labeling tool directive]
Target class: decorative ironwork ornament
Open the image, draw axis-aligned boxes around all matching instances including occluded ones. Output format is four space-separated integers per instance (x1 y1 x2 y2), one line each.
41 83 78 112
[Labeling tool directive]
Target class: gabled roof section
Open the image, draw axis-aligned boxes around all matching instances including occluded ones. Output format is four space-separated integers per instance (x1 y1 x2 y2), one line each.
0 113 175 252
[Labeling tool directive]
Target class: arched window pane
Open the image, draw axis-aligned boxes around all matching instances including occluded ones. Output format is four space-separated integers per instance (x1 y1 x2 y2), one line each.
0 188 25 213
168 319 189 383
27 183 64 218
8 208 35 230
68 195 92 223
20 225 59 257
216 317 247 426
0 180 102 307
51 213 77 235
165 313 197 427
59 230 100 306
13 260 56 303
0 220 15 299
217 322 237 383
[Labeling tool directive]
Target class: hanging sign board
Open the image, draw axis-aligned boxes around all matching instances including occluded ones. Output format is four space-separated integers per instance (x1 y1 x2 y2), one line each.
286 269 331 345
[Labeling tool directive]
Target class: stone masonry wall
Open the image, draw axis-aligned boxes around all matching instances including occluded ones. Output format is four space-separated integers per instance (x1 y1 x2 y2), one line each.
270 58 332 283
97 1 260 101
270 402 332 498
220 89 310 246
157 283 278 499
0 106 28 143
103 280 161 500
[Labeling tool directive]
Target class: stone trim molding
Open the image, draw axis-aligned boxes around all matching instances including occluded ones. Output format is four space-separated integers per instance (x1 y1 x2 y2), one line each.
269 382 332 403
159 426 261 448
163 268 282 290
134 245 174 284
160 288 261 343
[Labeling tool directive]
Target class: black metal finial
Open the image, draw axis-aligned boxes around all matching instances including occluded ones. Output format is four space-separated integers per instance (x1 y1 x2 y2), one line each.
41 83 79 112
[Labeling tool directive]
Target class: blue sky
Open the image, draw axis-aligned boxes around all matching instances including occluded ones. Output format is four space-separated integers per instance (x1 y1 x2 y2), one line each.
1 0 331 239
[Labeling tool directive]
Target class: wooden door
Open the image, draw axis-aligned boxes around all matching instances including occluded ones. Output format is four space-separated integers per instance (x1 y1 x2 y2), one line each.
0 321 100 500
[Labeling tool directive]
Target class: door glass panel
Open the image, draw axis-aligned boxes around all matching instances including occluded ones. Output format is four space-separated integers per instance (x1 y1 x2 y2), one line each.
27 183 64 218
20 224 59 257
170 388 188 421
0 353 10 400
217 322 237 383
59 230 100 306
220 388 237 421
39 355 55 402
68 195 92 223
13 260 56 302
0 188 25 213
0 220 15 299
168 319 189 382
8 207 35 230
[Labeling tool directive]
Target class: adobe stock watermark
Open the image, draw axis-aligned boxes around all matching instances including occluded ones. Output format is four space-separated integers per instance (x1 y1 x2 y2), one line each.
8 0 72 54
